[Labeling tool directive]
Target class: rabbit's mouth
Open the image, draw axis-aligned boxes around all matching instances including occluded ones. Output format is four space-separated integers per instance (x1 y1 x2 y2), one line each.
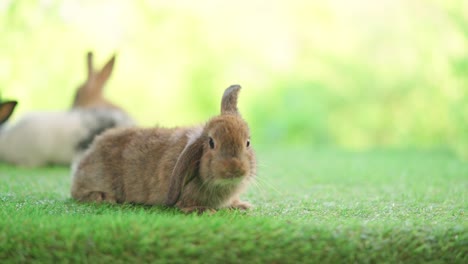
211 177 244 187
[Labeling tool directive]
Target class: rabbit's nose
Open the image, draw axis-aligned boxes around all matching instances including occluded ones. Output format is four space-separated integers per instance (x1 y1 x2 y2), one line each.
224 158 247 178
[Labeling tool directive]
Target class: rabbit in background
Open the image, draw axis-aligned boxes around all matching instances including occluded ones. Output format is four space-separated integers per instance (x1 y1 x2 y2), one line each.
0 51 136 167
72 51 123 110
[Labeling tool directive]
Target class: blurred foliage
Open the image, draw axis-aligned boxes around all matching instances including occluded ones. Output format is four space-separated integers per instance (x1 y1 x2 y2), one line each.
0 0 467 157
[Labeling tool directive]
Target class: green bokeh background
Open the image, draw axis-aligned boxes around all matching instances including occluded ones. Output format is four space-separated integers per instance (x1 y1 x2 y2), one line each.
1 0 467 157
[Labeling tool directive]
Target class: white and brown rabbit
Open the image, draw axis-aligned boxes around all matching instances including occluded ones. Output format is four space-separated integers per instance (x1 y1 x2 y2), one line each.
71 85 256 214
0 52 135 167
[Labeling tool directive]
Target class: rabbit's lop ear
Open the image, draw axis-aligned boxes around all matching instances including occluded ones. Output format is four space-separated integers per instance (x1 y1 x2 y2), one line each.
165 136 204 206
221 84 241 115
0 101 17 124
96 54 116 86
86 51 94 79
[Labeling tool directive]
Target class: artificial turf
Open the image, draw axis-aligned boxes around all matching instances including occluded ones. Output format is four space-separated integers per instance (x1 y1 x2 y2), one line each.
0 147 466 263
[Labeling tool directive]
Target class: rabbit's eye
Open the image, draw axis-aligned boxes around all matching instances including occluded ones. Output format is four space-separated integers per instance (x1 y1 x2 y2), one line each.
209 137 215 149
246 139 250 148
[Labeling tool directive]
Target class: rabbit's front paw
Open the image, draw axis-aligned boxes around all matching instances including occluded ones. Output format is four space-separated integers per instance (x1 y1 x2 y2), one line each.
229 200 252 210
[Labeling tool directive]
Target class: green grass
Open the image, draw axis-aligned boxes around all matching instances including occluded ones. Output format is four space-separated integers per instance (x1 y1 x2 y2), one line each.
0 147 467 263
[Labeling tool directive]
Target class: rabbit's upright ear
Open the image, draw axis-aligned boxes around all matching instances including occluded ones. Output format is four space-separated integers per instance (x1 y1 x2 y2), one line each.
165 136 204 206
96 54 116 89
221 84 241 115
0 101 17 124
86 51 94 80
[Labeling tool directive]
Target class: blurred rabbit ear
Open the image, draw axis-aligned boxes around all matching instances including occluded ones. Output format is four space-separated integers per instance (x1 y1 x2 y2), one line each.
86 51 94 79
221 84 241 115
96 54 116 86
165 136 204 206
0 101 17 124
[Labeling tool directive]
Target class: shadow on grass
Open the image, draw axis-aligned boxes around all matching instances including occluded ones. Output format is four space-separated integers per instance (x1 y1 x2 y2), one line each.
61 198 251 217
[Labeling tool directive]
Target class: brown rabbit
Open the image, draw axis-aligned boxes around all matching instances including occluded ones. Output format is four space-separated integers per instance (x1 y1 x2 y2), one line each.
71 85 256 213
72 51 121 110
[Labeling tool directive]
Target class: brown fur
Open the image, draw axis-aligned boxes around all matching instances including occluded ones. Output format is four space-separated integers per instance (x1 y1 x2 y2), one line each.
72 51 121 110
0 101 17 125
71 85 256 213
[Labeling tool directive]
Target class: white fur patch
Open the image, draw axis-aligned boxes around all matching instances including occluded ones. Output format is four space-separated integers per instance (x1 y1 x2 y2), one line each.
186 126 203 146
